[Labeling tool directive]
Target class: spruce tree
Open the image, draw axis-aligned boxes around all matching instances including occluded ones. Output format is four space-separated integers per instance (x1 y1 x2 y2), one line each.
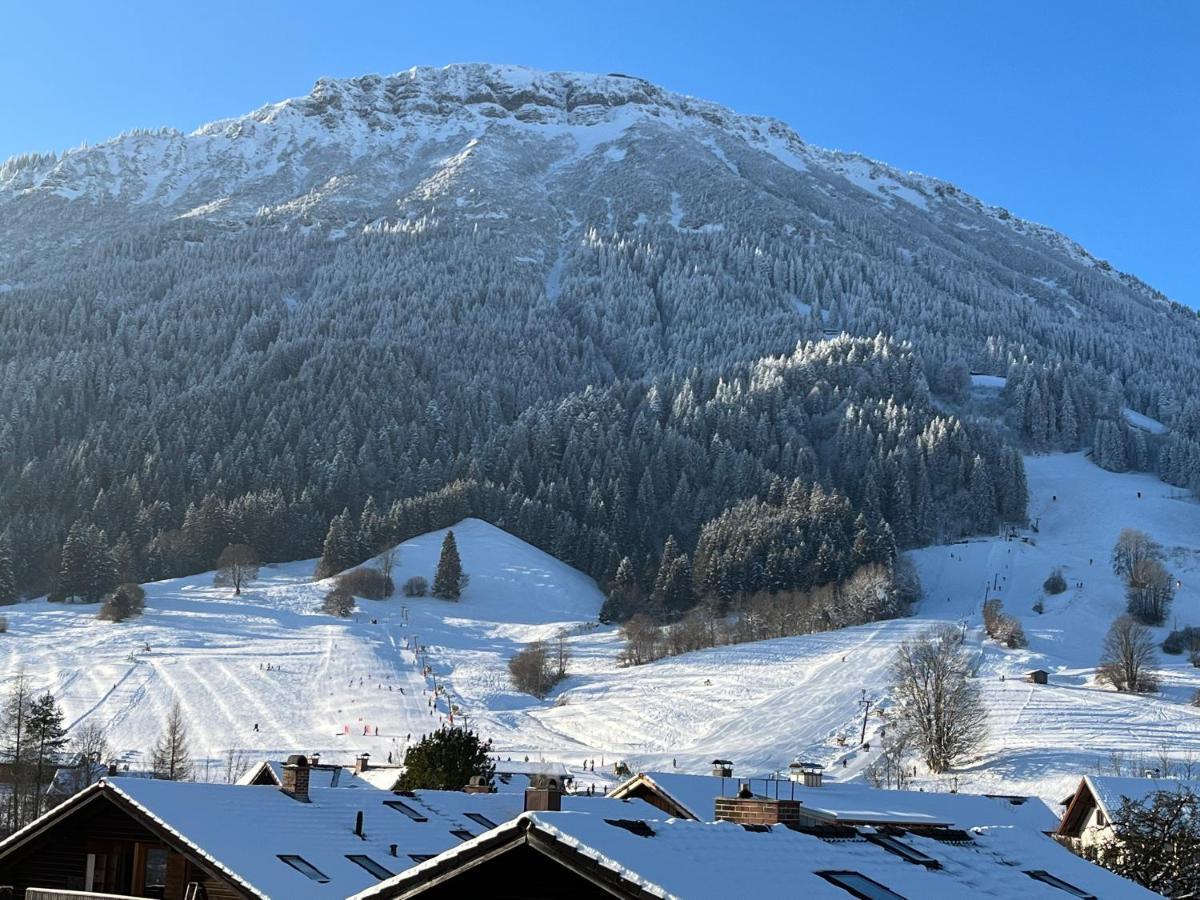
27 692 67 818
316 508 358 578
432 530 466 600
397 726 494 791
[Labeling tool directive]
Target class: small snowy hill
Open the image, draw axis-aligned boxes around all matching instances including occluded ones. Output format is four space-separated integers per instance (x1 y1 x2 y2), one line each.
5 464 1200 808
0 518 603 774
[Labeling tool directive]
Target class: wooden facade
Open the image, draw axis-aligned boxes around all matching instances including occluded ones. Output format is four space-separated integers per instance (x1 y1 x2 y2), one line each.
0 786 253 900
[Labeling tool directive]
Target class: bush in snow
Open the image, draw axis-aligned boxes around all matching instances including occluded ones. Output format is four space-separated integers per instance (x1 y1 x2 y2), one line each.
336 567 394 600
402 576 429 597
982 598 1025 648
98 583 146 622
508 640 568 699
1162 626 1200 656
1043 568 1067 595
321 588 355 618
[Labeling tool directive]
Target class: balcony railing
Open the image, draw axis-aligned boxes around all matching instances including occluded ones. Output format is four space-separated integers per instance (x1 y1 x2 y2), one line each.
25 889 142 900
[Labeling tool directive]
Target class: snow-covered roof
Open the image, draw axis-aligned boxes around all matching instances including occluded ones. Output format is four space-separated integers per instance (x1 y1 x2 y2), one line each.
352 811 1156 899
1084 774 1200 821
493 759 570 778
611 772 1058 832
90 777 654 898
238 759 384 790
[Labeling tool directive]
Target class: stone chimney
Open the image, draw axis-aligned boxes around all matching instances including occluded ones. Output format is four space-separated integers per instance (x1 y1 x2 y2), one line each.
281 754 311 802
711 759 734 778
524 774 563 812
309 753 321 767
715 783 801 826
354 752 370 775
463 774 494 795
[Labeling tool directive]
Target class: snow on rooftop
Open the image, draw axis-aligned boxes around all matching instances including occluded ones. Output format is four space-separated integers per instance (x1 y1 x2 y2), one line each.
356 810 1156 900
1085 774 1200 818
621 772 1057 832
102 775 656 898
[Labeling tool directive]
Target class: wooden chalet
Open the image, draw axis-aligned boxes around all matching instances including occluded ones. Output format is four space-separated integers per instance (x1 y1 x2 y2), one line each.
1056 774 1200 853
0 779 252 899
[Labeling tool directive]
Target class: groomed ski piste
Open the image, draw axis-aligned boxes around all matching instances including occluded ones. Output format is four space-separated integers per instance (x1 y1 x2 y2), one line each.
3 452 1200 808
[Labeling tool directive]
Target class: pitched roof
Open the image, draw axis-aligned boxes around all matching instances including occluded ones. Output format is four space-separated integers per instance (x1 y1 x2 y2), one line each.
101 777 654 898
610 771 1058 831
1058 774 1200 835
0 774 659 899
351 811 1158 900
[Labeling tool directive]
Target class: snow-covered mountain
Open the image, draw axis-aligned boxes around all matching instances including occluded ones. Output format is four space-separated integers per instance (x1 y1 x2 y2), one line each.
3 63 1199 626
0 64 1164 302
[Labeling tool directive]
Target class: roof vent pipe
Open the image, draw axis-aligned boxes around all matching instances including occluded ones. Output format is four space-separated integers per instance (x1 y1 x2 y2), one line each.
354 810 364 838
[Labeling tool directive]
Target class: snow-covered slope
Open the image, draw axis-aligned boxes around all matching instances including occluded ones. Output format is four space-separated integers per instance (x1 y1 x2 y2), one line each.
5 460 1200 809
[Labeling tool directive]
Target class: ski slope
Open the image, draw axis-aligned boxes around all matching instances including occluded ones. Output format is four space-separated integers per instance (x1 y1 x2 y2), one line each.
4 457 1200 808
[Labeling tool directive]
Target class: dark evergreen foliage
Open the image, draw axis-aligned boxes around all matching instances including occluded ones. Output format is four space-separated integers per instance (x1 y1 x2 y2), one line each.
431 530 466 600
397 726 495 791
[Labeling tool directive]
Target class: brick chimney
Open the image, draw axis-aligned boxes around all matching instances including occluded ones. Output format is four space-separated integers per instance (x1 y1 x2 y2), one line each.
354 752 370 775
281 754 311 802
715 783 801 826
524 774 563 812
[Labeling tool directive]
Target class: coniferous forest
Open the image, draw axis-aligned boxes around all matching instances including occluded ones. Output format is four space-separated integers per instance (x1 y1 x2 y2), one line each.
0 65 1194 623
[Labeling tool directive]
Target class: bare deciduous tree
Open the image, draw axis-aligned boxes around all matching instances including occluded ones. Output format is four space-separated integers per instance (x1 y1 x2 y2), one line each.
214 544 260 596
889 626 987 773
1098 615 1159 693
64 721 109 796
1112 528 1164 581
1126 558 1174 625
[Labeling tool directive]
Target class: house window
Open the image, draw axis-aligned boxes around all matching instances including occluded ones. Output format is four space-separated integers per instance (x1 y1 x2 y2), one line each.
346 854 394 879
1024 870 1097 899
278 855 330 883
409 853 435 863
465 812 498 829
450 828 475 841
384 799 429 822
143 847 168 889
815 870 907 900
1095 809 1106 826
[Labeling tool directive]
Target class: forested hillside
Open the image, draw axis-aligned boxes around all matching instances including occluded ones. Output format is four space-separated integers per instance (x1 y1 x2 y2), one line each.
0 64 1192 617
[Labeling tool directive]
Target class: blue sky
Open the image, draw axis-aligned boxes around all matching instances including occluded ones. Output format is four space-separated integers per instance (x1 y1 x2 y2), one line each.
2 1 1196 303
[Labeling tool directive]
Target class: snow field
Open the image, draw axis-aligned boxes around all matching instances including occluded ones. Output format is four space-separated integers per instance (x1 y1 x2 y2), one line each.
3 457 1200 809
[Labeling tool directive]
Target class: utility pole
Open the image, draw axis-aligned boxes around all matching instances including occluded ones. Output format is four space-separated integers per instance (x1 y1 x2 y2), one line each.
858 689 873 746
